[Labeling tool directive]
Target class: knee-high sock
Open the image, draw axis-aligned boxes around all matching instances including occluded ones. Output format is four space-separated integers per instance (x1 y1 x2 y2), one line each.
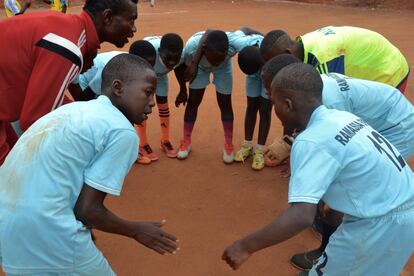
183 120 195 143
135 121 148 147
158 102 170 142
222 119 233 146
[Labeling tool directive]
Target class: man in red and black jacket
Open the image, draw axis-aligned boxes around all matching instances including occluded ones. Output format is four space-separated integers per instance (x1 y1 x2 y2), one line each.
0 0 138 165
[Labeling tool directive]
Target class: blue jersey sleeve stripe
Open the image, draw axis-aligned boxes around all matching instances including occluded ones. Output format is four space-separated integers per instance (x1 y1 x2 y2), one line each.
326 55 345 74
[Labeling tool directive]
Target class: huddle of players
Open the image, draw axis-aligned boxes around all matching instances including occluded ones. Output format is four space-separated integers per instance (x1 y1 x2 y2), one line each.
75 26 411 172
73 25 414 275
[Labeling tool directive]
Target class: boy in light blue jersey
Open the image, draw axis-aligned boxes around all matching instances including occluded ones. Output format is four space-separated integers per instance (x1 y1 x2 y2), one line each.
137 34 184 160
261 55 414 270
222 63 414 275
175 29 259 163
0 54 178 275
232 30 273 170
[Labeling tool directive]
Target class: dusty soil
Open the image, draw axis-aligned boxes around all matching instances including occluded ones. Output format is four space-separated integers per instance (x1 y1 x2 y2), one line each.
287 0 414 10
1 0 414 276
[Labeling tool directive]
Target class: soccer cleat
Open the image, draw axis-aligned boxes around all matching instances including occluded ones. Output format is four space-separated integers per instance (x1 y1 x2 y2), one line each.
234 143 253 162
177 140 191 160
150 0 155 7
223 143 235 164
160 140 177 158
140 144 159 161
252 148 265 171
290 248 322 271
135 151 151 165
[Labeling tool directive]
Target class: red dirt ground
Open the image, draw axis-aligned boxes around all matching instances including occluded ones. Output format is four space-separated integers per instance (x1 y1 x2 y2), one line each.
1 1 414 275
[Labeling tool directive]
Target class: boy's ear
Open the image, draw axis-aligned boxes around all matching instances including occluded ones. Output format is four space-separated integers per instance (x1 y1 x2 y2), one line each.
285 98 293 112
102 9 113 26
112 79 123 96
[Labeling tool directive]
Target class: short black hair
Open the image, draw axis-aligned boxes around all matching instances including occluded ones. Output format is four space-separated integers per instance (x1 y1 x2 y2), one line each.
160 33 184 53
205 30 229 53
238 46 263 75
271 63 323 100
84 0 138 18
262 54 301 82
101 53 153 93
129 40 156 61
260 30 289 55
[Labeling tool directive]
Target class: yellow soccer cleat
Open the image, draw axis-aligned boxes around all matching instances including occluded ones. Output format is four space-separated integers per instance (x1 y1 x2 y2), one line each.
252 148 265 171
234 143 253 162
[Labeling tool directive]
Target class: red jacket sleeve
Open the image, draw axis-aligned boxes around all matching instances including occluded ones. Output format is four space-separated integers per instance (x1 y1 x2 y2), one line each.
19 47 80 131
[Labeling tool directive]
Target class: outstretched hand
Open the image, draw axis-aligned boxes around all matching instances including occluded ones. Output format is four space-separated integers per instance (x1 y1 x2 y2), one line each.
133 220 179 255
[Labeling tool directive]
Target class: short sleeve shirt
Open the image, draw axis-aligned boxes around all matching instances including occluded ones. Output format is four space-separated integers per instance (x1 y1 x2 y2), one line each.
289 106 414 218
182 31 241 69
0 96 138 273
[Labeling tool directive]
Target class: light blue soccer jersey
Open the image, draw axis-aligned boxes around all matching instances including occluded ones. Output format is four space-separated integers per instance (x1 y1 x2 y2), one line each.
288 106 414 218
183 31 242 69
229 30 263 52
227 31 266 98
77 51 125 94
321 73 414 158
0 96 138 273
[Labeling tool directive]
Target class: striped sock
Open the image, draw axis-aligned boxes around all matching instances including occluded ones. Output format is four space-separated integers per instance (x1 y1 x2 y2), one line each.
158 103 170 142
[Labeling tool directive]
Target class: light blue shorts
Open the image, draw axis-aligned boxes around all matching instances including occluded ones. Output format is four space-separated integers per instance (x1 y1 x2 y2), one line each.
156 74 169 97
189 59 233 95
5 250 115 276
310 198 414 276
380 113 414 160
246 72 268 99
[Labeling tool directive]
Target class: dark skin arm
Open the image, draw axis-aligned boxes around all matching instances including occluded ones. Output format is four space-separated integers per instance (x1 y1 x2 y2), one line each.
174 63 188 107
184 29 214 82
222 202 316 270
239 26 263 36
67 84 96 101
74 184 179 255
